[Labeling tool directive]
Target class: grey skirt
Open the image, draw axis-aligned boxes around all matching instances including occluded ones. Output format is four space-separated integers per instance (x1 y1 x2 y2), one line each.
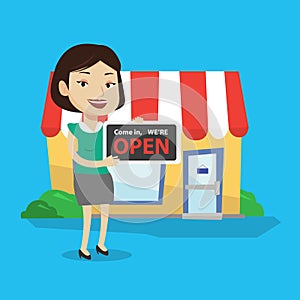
74 173 114 206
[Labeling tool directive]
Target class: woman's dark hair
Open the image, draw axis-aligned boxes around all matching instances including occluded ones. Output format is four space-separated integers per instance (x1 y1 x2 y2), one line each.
51 44 125 112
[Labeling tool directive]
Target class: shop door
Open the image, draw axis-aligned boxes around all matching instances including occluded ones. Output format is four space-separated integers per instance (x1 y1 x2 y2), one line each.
183 149 224 215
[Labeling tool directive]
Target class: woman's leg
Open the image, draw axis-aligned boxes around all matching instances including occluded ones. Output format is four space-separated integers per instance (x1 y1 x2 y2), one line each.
81 205 92 255
97 204 110 250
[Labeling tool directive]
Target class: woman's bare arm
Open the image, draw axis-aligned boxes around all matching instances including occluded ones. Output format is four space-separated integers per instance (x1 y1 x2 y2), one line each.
67 132 119 168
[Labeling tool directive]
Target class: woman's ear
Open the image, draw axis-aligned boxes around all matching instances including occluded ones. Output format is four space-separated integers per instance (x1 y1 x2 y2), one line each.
58 80 69 97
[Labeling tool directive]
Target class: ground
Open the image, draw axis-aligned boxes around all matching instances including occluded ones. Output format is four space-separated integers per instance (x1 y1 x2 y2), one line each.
3 216 297 299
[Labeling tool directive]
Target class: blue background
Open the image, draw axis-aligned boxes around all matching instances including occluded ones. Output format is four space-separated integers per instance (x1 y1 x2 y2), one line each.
1 0 299 299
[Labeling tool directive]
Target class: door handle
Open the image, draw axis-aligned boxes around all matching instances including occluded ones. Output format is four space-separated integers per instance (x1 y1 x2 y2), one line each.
185 181 220 195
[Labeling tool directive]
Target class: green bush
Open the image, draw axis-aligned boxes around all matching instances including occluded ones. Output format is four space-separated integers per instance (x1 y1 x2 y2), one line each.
21 190 82 218
21 200 63 218
240 189 264 216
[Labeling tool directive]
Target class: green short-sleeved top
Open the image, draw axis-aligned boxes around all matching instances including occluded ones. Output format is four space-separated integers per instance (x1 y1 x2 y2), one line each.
67 122 109 175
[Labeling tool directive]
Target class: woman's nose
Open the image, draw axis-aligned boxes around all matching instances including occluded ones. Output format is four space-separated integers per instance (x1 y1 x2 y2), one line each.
98 86 105 97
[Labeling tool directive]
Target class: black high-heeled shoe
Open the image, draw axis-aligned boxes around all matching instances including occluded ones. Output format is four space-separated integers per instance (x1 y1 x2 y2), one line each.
96 245 109 256
78 249 91 260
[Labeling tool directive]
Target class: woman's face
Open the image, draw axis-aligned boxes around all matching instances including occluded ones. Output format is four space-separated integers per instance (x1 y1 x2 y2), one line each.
59 60 120 116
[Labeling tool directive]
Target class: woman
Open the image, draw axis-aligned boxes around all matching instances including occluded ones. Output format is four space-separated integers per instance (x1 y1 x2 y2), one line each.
51 44 124 260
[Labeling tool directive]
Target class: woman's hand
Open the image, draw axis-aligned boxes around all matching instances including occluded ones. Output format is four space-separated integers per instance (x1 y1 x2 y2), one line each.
100 155 119 167
133 116 144 123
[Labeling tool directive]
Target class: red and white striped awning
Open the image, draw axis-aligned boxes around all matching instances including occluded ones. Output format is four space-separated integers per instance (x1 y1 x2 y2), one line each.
41 71 248 140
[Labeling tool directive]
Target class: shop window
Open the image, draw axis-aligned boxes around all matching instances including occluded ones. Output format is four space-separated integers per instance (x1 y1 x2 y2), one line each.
109 164 166 204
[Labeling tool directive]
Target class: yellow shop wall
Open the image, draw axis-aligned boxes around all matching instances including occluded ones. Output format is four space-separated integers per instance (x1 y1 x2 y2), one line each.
46 131 241 215
46 132 73 194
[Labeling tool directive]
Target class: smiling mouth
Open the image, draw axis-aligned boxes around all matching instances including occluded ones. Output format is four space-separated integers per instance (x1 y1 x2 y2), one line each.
88 99 108 109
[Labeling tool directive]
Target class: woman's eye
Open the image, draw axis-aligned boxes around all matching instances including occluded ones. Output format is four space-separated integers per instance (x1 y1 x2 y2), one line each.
105 83 116 89
76 81 88 88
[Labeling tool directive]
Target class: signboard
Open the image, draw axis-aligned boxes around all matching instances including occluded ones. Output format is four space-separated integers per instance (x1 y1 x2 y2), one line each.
103 123 178 163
